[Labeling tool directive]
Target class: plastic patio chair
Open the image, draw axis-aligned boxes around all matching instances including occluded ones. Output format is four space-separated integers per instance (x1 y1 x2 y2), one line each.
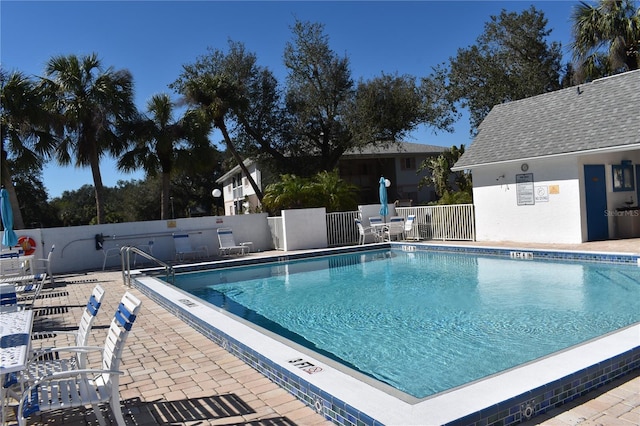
17 291 142 426
217 228 249 256
28 284 106 367
368 216 383 226
355 219 379 245
35 244 55 284
102 243 122 271
173 233 208 261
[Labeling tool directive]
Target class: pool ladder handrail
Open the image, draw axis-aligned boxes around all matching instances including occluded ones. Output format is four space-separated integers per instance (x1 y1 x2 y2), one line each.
120 245 175 286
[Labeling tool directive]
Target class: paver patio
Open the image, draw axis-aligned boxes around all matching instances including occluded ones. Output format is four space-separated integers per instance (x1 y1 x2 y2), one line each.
3 240 639 425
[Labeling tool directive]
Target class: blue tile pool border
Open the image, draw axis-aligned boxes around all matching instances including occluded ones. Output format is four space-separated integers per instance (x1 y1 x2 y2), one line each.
133 243 640 426
396 242 640 264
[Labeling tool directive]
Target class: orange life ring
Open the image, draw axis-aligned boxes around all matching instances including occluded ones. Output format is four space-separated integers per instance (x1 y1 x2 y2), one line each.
18 236 36 255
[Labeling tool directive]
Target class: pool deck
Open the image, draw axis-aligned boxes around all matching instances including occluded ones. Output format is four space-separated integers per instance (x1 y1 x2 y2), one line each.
5 239 639 425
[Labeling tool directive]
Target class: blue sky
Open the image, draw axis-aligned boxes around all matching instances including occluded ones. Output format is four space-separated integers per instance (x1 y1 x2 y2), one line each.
1 1 577 198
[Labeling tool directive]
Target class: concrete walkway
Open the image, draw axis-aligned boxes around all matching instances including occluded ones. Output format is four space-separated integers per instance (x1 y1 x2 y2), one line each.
4 240 640 425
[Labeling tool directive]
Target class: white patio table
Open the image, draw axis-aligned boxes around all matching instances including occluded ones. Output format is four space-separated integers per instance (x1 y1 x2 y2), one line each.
1 309 34 425
370 222 391 241
370 218 405 242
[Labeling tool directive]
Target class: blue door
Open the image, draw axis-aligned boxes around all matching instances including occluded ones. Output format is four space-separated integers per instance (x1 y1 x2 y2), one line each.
584 165 608 241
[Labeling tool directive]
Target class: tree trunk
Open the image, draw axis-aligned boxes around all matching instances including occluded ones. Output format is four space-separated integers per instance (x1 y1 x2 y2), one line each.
89 150 105 224
217 121 264 201
161 171 171 220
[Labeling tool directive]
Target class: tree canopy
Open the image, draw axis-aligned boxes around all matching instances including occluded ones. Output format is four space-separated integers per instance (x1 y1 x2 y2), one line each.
173 20 455 187
427 6 565 134
570 0 640 81
42 53 137 224
118 93 217 219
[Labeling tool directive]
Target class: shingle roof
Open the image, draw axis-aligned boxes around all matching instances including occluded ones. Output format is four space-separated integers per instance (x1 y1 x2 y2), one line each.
453 70 640 170
343 141 447 157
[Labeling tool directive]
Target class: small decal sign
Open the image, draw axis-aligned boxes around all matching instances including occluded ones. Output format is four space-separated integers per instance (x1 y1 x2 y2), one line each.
535 186 549 202
288 358 324 374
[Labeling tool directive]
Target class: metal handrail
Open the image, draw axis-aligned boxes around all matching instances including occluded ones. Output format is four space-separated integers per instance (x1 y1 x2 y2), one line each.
120 246 174 286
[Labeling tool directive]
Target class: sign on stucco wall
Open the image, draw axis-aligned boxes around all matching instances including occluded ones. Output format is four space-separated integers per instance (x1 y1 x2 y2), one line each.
516 173 535 205
535 186 549 202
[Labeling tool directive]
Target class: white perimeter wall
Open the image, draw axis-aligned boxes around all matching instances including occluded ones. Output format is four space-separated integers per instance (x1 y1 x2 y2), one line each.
281 207 328 251
5 214 273 275
472 157 583 244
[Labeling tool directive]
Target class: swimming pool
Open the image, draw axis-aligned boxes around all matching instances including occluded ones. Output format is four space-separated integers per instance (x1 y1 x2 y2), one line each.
169 249 640 400
133 244 640 425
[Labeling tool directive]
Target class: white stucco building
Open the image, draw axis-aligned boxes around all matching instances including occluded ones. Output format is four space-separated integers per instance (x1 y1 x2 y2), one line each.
453 70 640 244
215 142 447 215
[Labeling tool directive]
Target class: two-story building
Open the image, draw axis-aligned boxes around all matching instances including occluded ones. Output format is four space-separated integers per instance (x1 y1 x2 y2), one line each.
215 142 448 215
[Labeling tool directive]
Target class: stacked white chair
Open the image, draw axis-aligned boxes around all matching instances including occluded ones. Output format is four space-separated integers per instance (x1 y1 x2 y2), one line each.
17 291 142 426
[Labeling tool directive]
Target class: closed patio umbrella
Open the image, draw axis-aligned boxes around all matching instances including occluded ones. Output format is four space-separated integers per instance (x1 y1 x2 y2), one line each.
1 187 18 248
379 176 389 223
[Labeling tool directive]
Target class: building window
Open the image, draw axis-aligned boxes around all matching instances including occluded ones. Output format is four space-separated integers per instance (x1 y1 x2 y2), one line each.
613 162 635 191
400 157 416 170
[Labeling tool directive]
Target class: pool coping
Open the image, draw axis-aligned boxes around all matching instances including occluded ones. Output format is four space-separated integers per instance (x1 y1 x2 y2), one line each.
131 243 640 425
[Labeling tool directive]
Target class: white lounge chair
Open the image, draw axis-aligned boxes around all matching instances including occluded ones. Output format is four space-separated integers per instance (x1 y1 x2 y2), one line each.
17 291 142 426
0 273 47 310
0 282 18 311
217 228 248 256
404 214 418 241
173 233 208 261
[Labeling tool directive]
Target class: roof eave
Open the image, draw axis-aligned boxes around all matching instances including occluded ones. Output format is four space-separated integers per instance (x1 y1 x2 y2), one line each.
451 143 640 171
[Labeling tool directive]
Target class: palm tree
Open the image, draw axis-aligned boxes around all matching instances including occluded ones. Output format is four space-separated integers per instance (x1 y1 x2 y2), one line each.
181 74 264 202
571 0 640 81
308 170 358 212
1 69 57 229
261 170 358 213
118 93 212 220
261 174 310 213
42 53 136 224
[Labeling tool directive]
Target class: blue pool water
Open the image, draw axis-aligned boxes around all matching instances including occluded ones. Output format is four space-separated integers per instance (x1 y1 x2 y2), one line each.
171 250 640 399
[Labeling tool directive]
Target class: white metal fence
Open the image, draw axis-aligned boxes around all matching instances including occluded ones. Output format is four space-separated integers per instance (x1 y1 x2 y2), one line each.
326 211 360 247
324 204 475 247
396 204 475 241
